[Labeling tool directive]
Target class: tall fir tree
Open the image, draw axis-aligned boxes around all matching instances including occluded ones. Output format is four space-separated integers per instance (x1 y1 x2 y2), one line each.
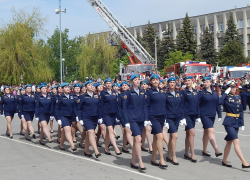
200 27 217 65
219 12 246 66
176 13 196 56
158 22 175 70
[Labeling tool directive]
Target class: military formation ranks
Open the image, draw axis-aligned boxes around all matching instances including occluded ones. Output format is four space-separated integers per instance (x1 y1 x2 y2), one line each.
1 74 250 170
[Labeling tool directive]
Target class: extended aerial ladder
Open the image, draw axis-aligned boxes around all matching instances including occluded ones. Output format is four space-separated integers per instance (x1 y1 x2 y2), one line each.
86 0 155 66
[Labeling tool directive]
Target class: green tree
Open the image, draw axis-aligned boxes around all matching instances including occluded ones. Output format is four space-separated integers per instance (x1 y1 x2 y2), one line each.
200 27 217 65
222 12 241 46
176 13 196 56
158 22 175 70
165 49 193 67
0 8 53 84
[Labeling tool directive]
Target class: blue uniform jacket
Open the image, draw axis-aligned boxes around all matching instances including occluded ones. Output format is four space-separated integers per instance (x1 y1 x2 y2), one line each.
181 88 200 117
0 94 17 114
218 93 244 127
54 93 76 120
244 84 250 96
122 87 147 124
18 93 36 115
72 92 81 118
239 83 248 96
100 89 117 118
198 89 221 118
145 87 166 118
76 92 101 120
220 84 227 95
35 94 53 117
165 89 183 120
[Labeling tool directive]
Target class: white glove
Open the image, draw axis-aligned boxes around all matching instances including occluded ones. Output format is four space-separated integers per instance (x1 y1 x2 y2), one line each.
98 118 103 124
79 120 84 126
1 114 4 117
196 118 201 125
125 123 130 129
148 121 152 126
21 115 24 119
76 116 79 122
35 117 39 121
225 87 231 94
50 116 54 120
116 118 120 123
218 118 222 122
241 126 245 131
58 120 62 125
246 81 249 85
14 113 18 116
144 120 152 127
238 86 242 88
164 120 169 129
180 118 187 126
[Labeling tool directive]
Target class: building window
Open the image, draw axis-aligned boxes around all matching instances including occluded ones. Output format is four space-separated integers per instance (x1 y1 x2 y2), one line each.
193 26 197 34
201 25 205 33
170 30 173 37
239 35 243 44
248 19 250 27
237 19 244 29
248 50 250 57
219 22 223 32
248 34 250 43
209 24 214 32
218 37 223 47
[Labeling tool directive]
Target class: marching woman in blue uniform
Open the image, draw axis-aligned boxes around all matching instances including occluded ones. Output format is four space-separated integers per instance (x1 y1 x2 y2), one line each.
18 87 26 135
238 77 248 111
77 81 101 158
19 84 36 141
218 81 250 168
146 74 168 168
119 81 133 153
49 86 57 133
140 80 153 154
95 83 106 148
54 83 77 151
35 84 53 145
182 76 200 163
123 74 147 170
54 84 63 143
199 77 222 157
165 77 184 165
100 78 122 155
1 86 18 139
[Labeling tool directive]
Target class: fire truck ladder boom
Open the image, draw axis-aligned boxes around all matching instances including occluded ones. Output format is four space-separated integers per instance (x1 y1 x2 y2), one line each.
86 0 155 65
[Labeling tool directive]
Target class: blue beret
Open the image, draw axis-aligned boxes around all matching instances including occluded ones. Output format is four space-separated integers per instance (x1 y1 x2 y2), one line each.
104 79 112 83
96 83 103 88
73 84 81 88
160 79 164 83
61 83 69 87
52 86 57 89
25 84 32 88
20 87 25 91
36 85 40 88
56 84 61 89
41 82 47 86
85 81 92 86
150 74 160 80
130 74 139 80
121 81 129 86
93 84 97 88
140 80 148 85
183 76 193 80
4 86 10 89
112 83 118 87
202 77 211 81
167 77 176 82
40 84 47 88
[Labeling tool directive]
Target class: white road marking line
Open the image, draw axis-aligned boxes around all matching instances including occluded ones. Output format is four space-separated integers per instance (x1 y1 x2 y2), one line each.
0 136 165 180
179 127 250 137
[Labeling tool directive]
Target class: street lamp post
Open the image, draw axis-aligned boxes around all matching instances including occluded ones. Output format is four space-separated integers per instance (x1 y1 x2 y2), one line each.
55 0 66 84
62 58 65 81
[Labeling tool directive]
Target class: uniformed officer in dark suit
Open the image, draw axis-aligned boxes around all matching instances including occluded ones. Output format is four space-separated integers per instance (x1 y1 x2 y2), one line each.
238 77 248 111
218 81 250 168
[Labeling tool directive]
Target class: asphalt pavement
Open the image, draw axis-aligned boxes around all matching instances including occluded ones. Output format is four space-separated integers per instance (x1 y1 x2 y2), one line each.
0 112 250 180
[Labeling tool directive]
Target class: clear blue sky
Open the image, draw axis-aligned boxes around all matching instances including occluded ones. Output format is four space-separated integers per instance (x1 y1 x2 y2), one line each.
1 0 250 40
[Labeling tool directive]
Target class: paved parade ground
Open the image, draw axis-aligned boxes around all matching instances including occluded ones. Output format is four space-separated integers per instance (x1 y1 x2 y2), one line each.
0 112 250 180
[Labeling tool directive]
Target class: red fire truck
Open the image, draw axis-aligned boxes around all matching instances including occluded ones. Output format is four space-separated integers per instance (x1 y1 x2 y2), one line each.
165 60 211 78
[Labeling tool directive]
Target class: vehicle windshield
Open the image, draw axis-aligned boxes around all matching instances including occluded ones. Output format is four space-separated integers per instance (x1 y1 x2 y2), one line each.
127 65 154 74
230 71 249 78
185 66 210 74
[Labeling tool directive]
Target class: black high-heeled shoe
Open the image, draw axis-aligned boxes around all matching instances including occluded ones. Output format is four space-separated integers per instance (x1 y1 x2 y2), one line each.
79 143 85 149
166 157 172 162
59 146 65 151
159 163 168 168
202 151 211 157
115 136 120 140
122 148 129 153
26 137 31 141
141 147 148 152
57 139 60 144
97 144 102 148
32 134 36 139
84 152 92 157
222 161 232 167
39 141 45 145
10 136 13 139
191 158 197 163
171 160 179 165
49 140 53 143
116 151 122 155
148 150 153 154
105 151 111 155
139 166 146 171
95 153 101 158
184 154 191 160
151 160 159 166
215 153 223 157
130 163 139 169
72 148 77 152
242 164 250 168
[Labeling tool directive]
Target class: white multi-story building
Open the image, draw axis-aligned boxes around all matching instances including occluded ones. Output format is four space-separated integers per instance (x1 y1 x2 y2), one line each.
129 6 250 57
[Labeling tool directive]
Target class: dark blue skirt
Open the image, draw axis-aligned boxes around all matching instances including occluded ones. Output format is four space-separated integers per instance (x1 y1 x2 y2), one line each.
201 116 215 129
23 111 34 122
224 126 239 141
185 114 197 131
4 111 15 118
61 116 75 128
130 121 144 137
150 115 165 135
167 117 181 133
83 116 98 131
103 113 116 127
38 114 50 123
